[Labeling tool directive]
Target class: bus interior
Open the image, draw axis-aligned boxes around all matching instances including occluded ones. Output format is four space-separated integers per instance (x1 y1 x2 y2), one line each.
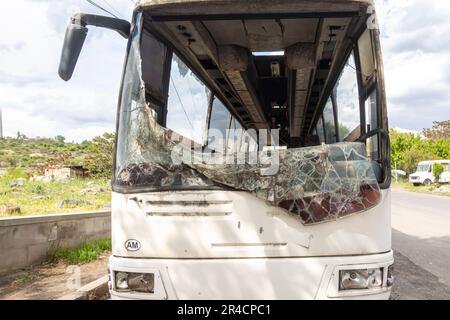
114 1 390 225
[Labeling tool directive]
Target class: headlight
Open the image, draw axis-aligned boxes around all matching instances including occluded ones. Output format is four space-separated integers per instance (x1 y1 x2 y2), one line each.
339 268 383 291
387 265 394 287
115 272 155 293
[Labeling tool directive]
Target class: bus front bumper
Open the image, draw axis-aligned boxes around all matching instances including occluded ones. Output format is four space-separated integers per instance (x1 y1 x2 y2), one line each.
108 251 394 300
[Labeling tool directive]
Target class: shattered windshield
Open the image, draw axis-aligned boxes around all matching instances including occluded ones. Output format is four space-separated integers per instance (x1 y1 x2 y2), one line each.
114 14 381 225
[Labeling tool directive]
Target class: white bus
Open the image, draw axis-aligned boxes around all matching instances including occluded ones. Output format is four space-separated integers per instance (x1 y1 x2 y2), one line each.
59 0 393 300
409 160 450 186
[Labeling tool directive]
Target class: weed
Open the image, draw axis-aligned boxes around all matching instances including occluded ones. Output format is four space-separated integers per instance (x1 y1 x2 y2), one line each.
13 272 38 285
48 239 111 265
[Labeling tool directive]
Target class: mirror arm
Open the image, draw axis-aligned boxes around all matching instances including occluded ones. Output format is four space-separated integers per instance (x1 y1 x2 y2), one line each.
73 13 131 39
59 13 131 81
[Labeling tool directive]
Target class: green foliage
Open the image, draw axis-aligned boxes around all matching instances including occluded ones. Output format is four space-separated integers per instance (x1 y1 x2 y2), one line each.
31 184 45 195
0 133 115 177
429 139 450 159
0 133 115 217
0 135 88 169
433 163 445 181
83 133 115 179
49 239 111 265
6 167 28 180
401 145 434 174
390 127 450 174
338 124 350 141
13 272 39 285
0 177 111 217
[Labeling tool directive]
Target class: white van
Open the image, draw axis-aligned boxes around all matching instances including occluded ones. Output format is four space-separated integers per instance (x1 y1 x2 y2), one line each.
409 160 450 186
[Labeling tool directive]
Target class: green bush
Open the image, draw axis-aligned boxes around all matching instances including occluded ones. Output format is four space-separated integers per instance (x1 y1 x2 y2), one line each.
31 184 45 195
6 167 28 180
390 129 450 174
433 163 444 182
83 133 115 179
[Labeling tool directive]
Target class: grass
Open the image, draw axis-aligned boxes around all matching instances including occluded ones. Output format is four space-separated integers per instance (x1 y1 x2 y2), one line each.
48 239 111 265
393 180 450 197
13 272 39 285
0 176 111 217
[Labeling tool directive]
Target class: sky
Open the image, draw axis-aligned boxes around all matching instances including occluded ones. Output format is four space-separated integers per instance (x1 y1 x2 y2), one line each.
0 0 449 142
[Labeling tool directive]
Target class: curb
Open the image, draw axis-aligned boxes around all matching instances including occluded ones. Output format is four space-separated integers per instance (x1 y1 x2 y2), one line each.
57 275 109 300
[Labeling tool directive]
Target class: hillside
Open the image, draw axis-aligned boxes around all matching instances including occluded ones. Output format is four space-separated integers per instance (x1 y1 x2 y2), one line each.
0 133 115 217
0 135 87 169
0 133 114 177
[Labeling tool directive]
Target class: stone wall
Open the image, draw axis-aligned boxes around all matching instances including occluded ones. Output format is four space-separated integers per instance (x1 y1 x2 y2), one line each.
0 211 111 274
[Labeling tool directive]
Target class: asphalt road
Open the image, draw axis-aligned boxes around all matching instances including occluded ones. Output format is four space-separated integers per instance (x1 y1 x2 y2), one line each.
391 188 450 300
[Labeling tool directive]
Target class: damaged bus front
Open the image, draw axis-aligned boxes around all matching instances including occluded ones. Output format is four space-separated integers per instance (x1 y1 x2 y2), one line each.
59 0 393 300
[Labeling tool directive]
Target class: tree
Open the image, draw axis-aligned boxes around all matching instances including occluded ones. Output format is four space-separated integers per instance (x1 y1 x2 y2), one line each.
401 144 434 174
389 129 424 168
338 124 351 141
55 135 66 143
83 133 115 179
433 163 444 184
423 120 450 140
429 138 450 159
16 131 27 140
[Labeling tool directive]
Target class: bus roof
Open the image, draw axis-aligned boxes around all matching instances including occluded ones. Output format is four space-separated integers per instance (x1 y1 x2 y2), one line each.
136 0 375 17
134 0 379 138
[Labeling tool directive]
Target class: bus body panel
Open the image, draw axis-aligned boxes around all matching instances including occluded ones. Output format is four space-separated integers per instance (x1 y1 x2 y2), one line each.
102 0 392 300
109 251 393 300
111 190 391 259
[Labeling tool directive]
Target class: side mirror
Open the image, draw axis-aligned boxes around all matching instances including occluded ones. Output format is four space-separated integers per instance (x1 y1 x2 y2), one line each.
59 13 131 81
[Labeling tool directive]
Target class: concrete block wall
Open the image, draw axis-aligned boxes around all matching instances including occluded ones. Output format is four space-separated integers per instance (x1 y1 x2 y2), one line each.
0 211 111 274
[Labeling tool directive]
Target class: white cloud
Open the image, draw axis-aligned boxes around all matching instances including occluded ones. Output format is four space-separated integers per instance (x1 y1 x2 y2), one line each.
0 0 134 141
0 0 448 141
375 0 450 131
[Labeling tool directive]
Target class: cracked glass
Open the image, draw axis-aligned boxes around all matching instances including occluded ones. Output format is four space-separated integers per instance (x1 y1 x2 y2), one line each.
115 17 381 225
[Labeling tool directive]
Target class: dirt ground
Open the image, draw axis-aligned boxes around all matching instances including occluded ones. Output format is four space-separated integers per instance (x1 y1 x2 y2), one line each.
0 253 110 300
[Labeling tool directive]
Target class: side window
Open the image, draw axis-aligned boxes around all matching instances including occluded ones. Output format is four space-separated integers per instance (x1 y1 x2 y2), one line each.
227 117 243 153
208 97 231 152
323 98 337 144
358 29 376 86
141 29 168 105
316 117 325 143
335 53 361 141
167 54 211 145
365 90 379 160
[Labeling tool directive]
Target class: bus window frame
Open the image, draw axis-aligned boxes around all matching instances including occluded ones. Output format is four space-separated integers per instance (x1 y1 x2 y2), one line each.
112 15 247 193
141 22 246 140
322 97 337 144
205 96 239 152
308 26 390 188
310 27 381 142
145 28 245 150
